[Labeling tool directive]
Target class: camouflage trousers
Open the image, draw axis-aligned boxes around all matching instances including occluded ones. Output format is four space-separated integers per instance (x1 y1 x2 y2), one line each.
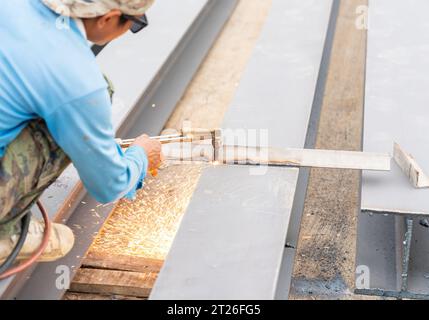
0 75 114 240
0 120 71 239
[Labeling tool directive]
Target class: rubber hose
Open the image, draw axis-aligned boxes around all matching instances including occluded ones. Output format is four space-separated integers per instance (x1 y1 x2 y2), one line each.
0 201 51 280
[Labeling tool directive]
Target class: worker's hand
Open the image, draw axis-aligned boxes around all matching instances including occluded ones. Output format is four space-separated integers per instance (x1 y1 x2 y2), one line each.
132 134 163 176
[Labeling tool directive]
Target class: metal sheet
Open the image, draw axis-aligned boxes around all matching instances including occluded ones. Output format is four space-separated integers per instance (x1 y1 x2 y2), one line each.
3 0 237 299
362 0 429 214
151 0 335 300
358 0 429 298
151 165 299 300
407 222 429 296
357 212 405 293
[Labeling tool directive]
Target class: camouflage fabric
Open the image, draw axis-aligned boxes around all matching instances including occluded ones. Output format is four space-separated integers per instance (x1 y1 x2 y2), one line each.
0 76 115 239
42 0 155 18
0 120 71 238
104 74 115 101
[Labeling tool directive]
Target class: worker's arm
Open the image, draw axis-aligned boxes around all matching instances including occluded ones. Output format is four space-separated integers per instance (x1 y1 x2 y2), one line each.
43 88 149 203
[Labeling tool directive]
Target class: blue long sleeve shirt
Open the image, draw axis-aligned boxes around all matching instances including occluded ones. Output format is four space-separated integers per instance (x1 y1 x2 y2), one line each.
0 0 148 203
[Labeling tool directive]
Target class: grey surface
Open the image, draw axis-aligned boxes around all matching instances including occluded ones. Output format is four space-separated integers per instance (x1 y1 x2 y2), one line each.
100 0 209 123
356 0 429 299
223 0 333 150
356 212 429 298
357 212 404 293
362 0 429 214
285 0 340 249
151 0 334 300
121 0 238 137
276 0 340 300
407 222 429 295
275 248 298 300
2 0 236 299
151 166 299 300
16 197 116 300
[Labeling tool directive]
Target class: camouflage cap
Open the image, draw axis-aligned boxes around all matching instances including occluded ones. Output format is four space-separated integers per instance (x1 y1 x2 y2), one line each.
42 0 155 18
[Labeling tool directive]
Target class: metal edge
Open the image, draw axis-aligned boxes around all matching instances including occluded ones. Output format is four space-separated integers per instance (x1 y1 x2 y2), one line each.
9 0 238 300
357 3 428 296
355 288 429 300
356 1 429 300
274 0 341 300
362 208 429 218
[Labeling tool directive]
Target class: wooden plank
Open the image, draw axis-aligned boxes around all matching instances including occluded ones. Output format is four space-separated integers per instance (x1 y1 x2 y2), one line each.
163 143 391 171
83 252 163 273
64 292 145 300
393 143 429 189
70 268 157 298
225 147 390 171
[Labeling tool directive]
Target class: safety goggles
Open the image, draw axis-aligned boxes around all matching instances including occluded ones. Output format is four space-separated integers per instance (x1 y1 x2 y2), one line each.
121 14 149 33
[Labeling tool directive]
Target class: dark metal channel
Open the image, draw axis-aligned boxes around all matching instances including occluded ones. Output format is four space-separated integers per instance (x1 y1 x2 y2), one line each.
356 211 429 300
274 0 341 300
11 0 238 300
355 0 429 301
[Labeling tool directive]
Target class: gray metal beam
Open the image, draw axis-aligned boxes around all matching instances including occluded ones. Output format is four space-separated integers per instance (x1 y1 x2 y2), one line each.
1 0 237 299
356 212 429 299
275 0 340 299
357 0 429 299
150 0 335 300
361 0 429 215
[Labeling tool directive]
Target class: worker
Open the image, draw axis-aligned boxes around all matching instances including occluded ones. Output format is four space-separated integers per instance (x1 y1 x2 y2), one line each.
0 0 162 267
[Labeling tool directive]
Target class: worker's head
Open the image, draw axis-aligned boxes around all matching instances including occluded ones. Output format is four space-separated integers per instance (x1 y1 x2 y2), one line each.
42 0 154 45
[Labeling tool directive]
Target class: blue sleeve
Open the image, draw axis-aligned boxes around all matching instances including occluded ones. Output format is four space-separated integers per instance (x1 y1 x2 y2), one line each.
44 89 148 203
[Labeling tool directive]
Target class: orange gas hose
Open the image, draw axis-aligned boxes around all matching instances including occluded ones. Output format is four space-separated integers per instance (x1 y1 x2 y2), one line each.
0 201 51 280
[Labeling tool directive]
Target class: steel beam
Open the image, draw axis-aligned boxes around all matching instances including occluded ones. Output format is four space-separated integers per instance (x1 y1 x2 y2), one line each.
276 0 340 299
150 0 337 300
356 212 429 299
358 0 429 299
361 0 429 215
